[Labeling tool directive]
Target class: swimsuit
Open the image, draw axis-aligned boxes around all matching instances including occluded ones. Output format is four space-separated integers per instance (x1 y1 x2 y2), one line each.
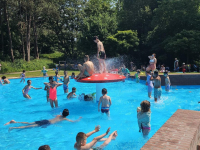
142 126 151 130
154 88 162 98
147 75 153 93
84 70 90 77
63 84 68 91
99 51 105 59
21 73 25 79
23 87 31 96
166 84 170 91
101 107 109 113
49 87 57 100
35 120 51 126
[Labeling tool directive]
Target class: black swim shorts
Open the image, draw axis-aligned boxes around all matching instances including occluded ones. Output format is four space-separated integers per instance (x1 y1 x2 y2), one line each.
99 51 105 59
35 120 50 126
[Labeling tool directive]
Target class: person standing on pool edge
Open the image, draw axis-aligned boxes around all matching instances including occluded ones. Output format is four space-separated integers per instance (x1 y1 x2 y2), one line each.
98 88 112 117
150 70 162 102
93 36 106 73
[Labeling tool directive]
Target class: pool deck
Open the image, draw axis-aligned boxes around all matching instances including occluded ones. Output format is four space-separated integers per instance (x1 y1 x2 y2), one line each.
130 73 200 85
141 109 200 150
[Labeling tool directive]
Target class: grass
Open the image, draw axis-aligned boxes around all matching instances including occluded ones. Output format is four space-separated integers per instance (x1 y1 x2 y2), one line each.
0 70 199 79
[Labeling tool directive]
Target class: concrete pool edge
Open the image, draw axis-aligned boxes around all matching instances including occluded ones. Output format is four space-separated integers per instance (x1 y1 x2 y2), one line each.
141 109 200 150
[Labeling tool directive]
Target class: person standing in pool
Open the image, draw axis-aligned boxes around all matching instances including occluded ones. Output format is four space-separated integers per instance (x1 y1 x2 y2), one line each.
22 80 42 99
20 70 26 83
44 76 62 108
98 88 112 117
93 36 106 73
164 71 171 92
146 53 157 72
76 55 94 80
2 76 10 84
137 100 151 136
61 71 70 93
146 71 153 98
150 70 162 102
4 109 82 131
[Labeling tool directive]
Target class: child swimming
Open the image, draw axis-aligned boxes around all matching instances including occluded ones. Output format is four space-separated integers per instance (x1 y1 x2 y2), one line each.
164 71 171 91
41 66 48 77
146 71 153 98
71 72 75 79
135 70 140 83
20 70 26 83
67 87 77 99
78 93 95 101
2 76 10 84
4 109 82 131
44 76 62 108
98 88 112 116
150 70 161 102
61 71 70 93
22 80 42 99
74 126 117 150
137 100 151 136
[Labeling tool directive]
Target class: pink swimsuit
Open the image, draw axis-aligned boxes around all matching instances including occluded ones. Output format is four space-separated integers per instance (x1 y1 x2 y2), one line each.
49 87 57 100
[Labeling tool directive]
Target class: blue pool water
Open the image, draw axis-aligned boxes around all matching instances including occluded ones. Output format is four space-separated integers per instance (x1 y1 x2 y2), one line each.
1 77 200 150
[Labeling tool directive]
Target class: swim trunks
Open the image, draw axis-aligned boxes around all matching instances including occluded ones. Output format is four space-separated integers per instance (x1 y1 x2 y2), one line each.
154 88 162 98
142 126 151 130
99 51 105 59
63 84 68 91
165 84 170 91
136 78 140 83
84 70 90 77
43 73 47 76
35 120 50 126
101 107 109 113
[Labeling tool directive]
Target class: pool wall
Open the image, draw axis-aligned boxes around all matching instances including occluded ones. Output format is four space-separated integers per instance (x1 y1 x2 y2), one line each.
141 109 200 150
130 74 200 85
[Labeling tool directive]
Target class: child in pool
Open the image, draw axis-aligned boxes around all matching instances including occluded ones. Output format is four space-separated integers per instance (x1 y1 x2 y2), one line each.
22 80 42 99
61 71 70 93
164 71 171 91
74 126 117 150
44 83 50 102
150 70 161 102
146 71 153 98
137 100 151 136
41 66 48 77
44 76 62 108
135 70 140 83
78 93 95 101
98 88 112 116
67 87 77 99
71 72 75 79
20 70 26 83
54 71 60 83
2 76 10 84
38 145 51 150
4 109 82 131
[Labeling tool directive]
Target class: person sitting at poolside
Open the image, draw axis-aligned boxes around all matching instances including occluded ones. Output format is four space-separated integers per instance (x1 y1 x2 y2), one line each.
76 55 94 80
4 109 82 131
137 100 151 136
38 145 51 150
150 70 162 102
61 71 70 93
98 88 112 117
44 76 62 108
2 76 10 84
20 70 26 83
71 72 75 79
67 87 77 99
74 126 117 150
159 65 165 73
22 80 42 99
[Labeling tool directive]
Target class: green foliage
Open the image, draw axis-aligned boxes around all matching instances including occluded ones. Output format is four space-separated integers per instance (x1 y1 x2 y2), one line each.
0 59 54 73
104 30 139 57
40 51 64 59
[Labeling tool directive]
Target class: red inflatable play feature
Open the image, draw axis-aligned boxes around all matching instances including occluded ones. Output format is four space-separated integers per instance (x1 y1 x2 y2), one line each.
76 73 126 83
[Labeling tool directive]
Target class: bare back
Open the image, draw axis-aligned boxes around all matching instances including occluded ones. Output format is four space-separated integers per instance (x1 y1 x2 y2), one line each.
100 95 111 107
64 76 70 85
97 41 105 52
154 76 161 88
83 61 95 76
49 115 66 124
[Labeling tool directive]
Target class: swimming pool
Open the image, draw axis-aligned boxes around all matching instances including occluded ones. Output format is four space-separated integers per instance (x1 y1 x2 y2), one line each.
1 77 200 150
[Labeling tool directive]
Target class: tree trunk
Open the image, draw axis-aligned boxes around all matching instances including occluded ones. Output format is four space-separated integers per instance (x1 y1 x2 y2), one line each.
33 16 39 59
22 35 25 60
26 14 31 62
4 0 14 62
0 4 4 56
19 0 25 60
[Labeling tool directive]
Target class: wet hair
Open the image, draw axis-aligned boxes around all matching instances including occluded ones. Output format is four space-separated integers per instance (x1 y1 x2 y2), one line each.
72 87 76 92
23 70 25 73
76 132 87 144
38 145 51 150
164 71 168 75
72 72 75 75
49 76 53 81
140 100 151 112
84 95 89 100
154 70 158 76
137 70 141 73
152 53 156 57
55 71 58 75
27 80 31 83
93 36 99 41
84 55 89 60
2 76 6 79
62 109 69 117
102 88 107 95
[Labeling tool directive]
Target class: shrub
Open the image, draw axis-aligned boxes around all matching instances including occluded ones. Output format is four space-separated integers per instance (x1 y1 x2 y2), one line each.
0 59 54 73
